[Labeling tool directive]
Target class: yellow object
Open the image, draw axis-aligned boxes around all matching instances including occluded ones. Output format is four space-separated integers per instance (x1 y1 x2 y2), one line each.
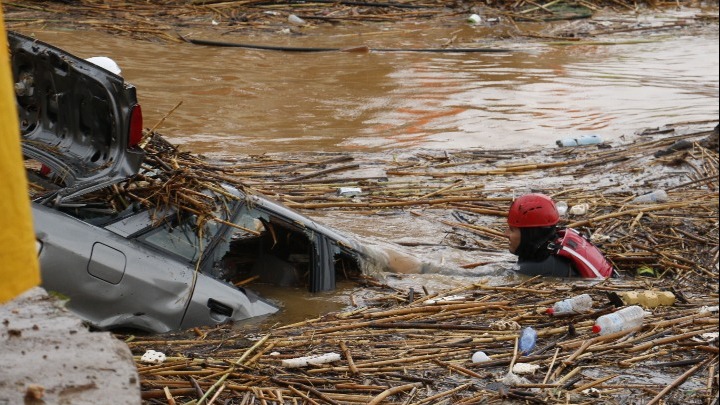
0 11 41 303
636 265 657 277
616 290 675 308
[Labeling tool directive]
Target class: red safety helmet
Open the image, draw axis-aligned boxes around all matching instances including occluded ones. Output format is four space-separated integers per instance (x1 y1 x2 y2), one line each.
507 193 559 228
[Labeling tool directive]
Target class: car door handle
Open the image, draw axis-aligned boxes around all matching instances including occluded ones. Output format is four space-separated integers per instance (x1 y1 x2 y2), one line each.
207 298 233 320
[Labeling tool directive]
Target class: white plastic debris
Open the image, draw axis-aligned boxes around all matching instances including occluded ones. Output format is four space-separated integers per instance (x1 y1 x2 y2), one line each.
582 387 602 397
288 14 306 25
555 201 568 216
693 332 719 343
699 305 719 313
337 187 362 197
467 14 482 24
501 372 531 387
140 350 166 364
489 320 521 331
425 295 466 304
569 203 590 216
281 352 341 368
471 351 491 363
512 363 541 375
85 56 122 76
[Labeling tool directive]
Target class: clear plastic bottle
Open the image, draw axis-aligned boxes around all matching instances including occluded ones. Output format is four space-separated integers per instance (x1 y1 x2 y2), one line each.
518 327 537 355
592 305 646 335
556 134 603 147
546 294 593 316
631 189 668 204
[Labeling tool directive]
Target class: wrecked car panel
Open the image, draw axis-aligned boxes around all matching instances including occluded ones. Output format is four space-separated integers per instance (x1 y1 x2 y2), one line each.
9 31 144 201
12 31 428 334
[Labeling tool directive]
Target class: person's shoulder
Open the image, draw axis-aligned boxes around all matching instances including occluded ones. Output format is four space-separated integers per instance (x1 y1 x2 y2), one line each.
516 255 578 277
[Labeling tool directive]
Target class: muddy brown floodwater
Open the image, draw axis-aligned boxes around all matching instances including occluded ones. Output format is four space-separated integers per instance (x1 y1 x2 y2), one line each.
18 10 719 324
27 9 718 156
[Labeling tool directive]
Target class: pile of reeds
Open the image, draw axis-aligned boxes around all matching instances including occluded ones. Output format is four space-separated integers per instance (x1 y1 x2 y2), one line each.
125 277 718 404
111 121 718 404
212 121 719 285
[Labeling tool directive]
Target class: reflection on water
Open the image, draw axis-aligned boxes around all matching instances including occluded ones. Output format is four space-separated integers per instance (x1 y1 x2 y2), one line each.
28 25 718 155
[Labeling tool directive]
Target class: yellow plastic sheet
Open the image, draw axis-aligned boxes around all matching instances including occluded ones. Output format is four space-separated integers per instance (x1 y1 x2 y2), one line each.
0 9 41 303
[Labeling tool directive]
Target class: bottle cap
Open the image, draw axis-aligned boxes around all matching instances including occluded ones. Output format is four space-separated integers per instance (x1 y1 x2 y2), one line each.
546 308 554 315
592 325 601 333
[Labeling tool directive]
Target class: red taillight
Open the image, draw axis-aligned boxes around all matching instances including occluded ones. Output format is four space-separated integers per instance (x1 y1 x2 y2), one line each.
128 104 143 148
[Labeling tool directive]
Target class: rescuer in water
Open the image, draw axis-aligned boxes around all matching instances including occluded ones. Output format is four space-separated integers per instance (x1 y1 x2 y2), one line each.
504 193 614 278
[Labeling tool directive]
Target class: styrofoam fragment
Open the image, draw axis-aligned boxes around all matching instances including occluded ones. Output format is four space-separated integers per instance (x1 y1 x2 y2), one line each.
281 352 341 368
512 363 541 375
140 350 166 364
425 295 466 305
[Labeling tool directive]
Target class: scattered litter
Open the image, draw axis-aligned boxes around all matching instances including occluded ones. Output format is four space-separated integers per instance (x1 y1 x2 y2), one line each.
692 332 719 342
631 189 668 204
582 387 602 397
425 295 466 304
490 320 521 330
569 203 590 215
281 352 341 368
556 201 568 216
288 14 306 25
471 351 491 363
556 134 603 147
467 14 482 24
337 187 362 197
512 362 541 374
140 350 166 364
501 371 531 386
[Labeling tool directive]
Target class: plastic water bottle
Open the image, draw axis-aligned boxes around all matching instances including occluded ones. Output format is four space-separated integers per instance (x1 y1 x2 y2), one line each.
631 189 668 204
546 294 593 316
556 134 603 147
518 327 537 355
555 201 568 216
592 305 646 335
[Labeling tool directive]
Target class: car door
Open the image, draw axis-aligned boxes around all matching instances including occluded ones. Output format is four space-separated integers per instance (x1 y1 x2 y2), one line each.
35 204 196 333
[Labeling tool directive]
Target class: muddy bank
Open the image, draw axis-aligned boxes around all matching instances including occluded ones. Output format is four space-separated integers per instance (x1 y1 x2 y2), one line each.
118 120 718 404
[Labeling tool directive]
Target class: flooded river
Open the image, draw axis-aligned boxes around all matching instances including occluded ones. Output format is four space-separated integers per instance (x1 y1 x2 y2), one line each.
29 16 718 155
23 17 719 323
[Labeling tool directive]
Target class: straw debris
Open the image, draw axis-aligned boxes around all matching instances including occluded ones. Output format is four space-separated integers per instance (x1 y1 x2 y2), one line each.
106 120 718 404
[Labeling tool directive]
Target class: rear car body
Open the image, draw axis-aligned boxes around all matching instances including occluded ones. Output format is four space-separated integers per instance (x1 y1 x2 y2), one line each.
10 31 375 333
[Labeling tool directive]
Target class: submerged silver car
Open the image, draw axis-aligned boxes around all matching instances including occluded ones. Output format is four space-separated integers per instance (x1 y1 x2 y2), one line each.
10 31 379 333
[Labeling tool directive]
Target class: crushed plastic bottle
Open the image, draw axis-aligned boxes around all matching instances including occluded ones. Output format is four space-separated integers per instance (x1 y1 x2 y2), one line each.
518 327 537 355
546 294 593 316
556 134 603 147
592 305 647 335
555 201 568 216
631 189 668 204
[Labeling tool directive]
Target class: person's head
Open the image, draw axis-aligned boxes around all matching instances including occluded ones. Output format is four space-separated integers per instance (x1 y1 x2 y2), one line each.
504 193 559 257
